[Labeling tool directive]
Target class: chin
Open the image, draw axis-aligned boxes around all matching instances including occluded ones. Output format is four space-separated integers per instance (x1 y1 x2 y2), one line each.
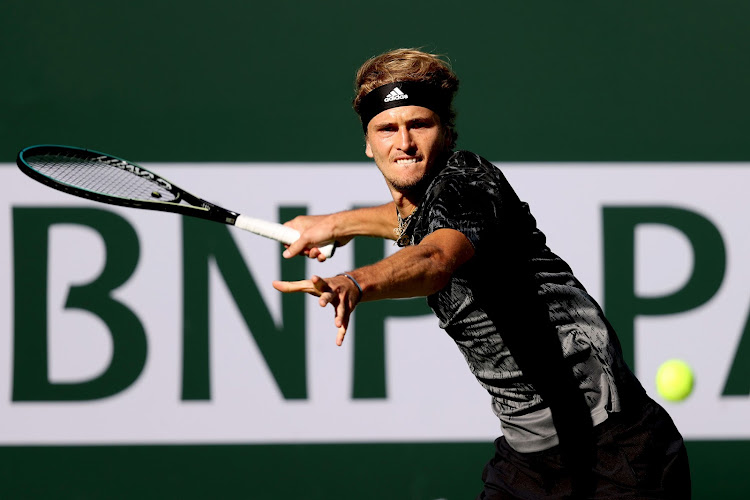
390 173 431 193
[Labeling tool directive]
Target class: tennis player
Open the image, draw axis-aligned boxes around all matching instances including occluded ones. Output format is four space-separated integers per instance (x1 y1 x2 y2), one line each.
273 48 691 499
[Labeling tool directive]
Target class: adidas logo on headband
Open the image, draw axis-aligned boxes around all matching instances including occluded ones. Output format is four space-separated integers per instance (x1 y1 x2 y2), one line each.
359 81 447 130
384 87 409 102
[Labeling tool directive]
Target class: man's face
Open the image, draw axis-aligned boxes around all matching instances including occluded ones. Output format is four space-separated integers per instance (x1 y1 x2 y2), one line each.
365 106 450 195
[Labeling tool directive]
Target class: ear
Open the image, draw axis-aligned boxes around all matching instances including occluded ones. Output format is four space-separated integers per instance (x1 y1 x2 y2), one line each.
365 136 374 158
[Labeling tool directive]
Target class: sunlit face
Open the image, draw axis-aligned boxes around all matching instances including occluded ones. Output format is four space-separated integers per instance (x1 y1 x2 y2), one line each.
365 106 451 195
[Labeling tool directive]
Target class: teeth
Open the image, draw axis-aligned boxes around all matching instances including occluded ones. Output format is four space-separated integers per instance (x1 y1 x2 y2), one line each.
397 158 419 164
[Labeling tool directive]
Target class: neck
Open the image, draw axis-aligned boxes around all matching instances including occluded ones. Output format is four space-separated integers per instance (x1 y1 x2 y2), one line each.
391 193 419 218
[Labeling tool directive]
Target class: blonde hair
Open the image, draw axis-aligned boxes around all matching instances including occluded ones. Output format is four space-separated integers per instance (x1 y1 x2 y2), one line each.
353 48 459 147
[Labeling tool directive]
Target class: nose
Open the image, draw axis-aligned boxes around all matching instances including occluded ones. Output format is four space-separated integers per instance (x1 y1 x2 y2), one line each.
396 126 416 152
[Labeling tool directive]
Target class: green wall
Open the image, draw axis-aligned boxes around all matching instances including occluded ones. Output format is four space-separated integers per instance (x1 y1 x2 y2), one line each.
0 442 744 499
3 1 749 162
2 1 749 498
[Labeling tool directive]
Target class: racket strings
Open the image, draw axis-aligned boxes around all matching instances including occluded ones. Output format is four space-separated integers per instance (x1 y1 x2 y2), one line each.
26 154 178 202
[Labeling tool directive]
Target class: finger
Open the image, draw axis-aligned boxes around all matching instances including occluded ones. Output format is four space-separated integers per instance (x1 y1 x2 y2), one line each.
319 291 335 308
310 276 334 306
333 296 353 346
282 240 306 259
284 243 311 257
311 275 330 293
316 248 329 262
272 279 317 295
336 325 347 346
334 296 348 328
308 247 322 261
304 245 331 262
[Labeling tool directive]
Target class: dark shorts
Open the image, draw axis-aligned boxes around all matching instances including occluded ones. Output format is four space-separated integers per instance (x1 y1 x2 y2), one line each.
477 398 691 499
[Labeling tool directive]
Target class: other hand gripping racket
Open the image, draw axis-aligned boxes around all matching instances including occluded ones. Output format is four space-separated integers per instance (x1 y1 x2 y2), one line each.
16 145 336 258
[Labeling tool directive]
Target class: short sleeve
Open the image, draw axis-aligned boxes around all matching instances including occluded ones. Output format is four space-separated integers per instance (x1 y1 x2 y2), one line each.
423 172 498 252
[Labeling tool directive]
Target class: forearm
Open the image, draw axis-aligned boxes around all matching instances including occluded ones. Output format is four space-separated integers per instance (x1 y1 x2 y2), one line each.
273 229 474 345
283 202 398 260
345 229 474 302
330 202 397 240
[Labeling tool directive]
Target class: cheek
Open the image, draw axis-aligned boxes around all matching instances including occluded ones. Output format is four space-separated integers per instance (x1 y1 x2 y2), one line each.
370 141 391 160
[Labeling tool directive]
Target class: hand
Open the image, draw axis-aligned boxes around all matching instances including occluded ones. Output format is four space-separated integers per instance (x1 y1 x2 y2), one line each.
272 274 361 346
282 214 352 262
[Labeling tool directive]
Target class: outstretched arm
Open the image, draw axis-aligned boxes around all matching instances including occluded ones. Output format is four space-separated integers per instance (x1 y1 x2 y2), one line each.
273 228 475 345
282 202 398 261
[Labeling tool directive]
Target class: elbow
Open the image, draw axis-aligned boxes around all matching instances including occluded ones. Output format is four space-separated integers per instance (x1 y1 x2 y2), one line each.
431 269 454 293
415 230 475 295
426 250 461 293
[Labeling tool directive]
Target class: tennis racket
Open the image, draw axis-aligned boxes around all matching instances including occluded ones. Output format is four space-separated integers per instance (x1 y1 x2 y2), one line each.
16 145 336 258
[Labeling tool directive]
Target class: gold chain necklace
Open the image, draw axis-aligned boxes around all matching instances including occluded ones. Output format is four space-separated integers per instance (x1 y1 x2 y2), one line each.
394 206 418 245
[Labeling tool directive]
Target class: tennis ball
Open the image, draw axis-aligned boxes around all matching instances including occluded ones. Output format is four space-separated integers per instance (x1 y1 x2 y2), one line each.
655 359 694 402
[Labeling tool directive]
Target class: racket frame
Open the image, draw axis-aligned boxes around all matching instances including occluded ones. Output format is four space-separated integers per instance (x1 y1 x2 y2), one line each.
17 144 241 225
17 144 335 257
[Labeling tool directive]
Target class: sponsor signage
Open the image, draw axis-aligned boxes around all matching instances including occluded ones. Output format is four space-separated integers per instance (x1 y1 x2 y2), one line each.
1 163 748 444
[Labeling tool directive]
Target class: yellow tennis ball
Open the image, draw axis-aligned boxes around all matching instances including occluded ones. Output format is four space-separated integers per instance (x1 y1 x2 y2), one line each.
656 359 694 402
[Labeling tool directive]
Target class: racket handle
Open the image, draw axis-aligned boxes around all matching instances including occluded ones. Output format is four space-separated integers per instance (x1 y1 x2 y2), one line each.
234 214 335 259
